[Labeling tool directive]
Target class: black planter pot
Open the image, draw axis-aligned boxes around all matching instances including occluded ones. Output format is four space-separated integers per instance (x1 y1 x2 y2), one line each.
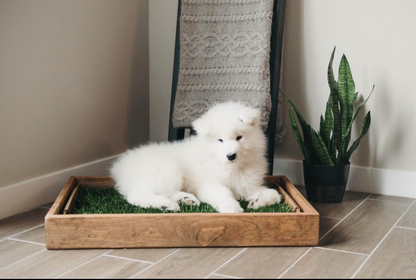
303 161 351 203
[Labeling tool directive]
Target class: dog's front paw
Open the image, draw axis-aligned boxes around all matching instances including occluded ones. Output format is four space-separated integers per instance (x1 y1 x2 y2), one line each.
248 189 282 209
247 198 260 209
217 203 244 214
180 194 201 207
160 202 180 212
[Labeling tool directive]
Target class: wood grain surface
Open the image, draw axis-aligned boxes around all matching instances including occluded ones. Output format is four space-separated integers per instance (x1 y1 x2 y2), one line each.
281 248 367 279
319 199 408 254
46 176 319 249
355 227 416 278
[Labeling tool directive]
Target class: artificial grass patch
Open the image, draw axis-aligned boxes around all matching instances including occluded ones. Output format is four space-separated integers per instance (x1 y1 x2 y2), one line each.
72 186 294 214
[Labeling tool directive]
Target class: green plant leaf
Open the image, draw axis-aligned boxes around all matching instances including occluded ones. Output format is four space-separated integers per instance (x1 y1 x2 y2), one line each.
327 47 342 153
320 115 327 144
346 85 374 137
320 101 334 150
330 134 337 162
342 91 358 157
284 94 315 162
342 111 371 163
338 55 357 163
289 107 310 162
311 129 334 166
338 55 356 140
340 85 374 154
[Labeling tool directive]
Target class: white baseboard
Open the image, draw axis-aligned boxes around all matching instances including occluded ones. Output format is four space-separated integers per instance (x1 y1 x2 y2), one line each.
273 158 416 199
2 156 414 220
0 155 120 220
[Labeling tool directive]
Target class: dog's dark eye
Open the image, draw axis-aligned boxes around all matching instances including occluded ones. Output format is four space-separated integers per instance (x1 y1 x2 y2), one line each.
218 139 223 143
236 136 243 141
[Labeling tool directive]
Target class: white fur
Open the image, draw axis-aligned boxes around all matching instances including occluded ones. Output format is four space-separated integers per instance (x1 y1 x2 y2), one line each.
110 101 281 213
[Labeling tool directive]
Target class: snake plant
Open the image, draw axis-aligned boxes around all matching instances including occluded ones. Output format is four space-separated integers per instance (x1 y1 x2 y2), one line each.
285 47 374 166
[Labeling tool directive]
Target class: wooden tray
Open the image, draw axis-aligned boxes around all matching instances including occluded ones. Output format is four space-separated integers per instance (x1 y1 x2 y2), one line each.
45 176 319 249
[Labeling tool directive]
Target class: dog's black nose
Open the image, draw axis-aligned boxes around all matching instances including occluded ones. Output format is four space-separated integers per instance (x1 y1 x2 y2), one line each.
227 154 237 161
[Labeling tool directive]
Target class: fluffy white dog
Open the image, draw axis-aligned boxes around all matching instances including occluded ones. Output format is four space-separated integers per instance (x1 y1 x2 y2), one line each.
110 101 281 213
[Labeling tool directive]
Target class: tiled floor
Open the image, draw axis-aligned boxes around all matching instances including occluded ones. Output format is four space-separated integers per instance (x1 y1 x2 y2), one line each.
1 189 415 279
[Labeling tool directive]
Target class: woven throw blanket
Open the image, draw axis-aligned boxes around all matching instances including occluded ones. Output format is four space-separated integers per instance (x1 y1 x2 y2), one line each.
172 0 275 130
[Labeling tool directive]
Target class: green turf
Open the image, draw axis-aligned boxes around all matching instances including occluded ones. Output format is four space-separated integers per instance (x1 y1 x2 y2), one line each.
72 186 294 214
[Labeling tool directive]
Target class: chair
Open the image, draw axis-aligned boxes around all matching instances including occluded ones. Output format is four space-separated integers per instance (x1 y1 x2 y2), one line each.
168 0 286 175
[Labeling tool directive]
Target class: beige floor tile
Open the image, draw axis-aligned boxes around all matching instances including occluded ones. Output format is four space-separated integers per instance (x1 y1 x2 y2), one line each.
0 208 48 240
282 248 366 279
133 248 242 279
0 240 45 269
13 226 45 244
356 227 416 278
320 199 408 254
59 255 150 279
319 217 340 238
369 194 415 205
208 273 238 279
0 249 105 278
108 248 178 263
216 247 310 279
311 191 369 219
398 202 416 229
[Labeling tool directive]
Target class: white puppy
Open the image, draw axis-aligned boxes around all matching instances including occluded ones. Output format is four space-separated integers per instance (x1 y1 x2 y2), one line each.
110 101 281 213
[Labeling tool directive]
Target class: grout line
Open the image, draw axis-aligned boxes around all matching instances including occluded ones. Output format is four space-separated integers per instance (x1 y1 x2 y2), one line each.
0 223 45 243
0 249 47 272
204 248 248 279
103 254 155 265
320 194 372 242
274 194 372 279
212 273 244 279
315 247 368 257
128 249 181 279
350 199 416 279
54 250 113 279
395 225 416 231
277 248 313 279
7 238 46 247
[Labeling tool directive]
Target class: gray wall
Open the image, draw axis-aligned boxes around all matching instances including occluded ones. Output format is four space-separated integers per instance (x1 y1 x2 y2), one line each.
0 0 149 187
149 0 178 142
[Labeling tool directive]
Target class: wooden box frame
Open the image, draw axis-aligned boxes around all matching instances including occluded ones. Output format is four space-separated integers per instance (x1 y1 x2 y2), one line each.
45 176 319 250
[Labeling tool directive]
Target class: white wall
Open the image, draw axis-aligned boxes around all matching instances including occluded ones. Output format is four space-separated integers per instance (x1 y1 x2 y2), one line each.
0 0 149 219
279 0 416 174
149 0 416 176
0 0 149 187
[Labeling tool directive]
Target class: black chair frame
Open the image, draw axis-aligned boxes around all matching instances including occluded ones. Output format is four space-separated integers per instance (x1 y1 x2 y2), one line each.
168 0 286 175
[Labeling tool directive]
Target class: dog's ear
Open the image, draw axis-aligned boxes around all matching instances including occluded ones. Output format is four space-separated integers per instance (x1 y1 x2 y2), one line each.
192 116 211 136
238 107 261 126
